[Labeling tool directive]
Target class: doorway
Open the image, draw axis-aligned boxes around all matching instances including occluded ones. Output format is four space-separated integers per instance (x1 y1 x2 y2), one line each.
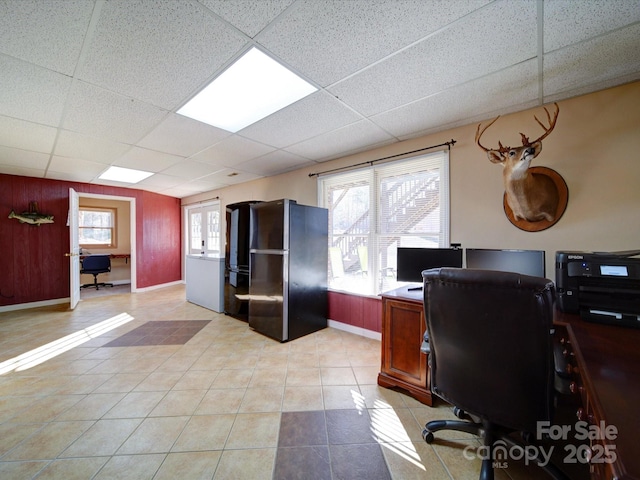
72 192 137 302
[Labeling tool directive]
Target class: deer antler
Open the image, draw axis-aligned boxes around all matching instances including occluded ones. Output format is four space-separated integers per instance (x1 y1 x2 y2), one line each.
475 103 560 152
475 116 511 153
523 102 559 146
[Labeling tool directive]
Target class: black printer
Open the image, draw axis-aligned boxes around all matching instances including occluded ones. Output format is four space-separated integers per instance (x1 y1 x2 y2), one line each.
556 250 640 328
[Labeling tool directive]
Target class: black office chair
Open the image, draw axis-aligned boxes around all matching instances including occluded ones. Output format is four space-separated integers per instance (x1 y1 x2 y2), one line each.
80 255 113 290
421 267 569 480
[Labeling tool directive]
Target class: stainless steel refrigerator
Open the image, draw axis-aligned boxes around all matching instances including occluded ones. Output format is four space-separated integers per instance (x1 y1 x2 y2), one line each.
249 199 328 341
224 201 260 321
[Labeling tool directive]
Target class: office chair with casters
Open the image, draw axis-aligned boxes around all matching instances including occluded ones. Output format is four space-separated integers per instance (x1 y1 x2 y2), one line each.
421 267 569 480
80 255 113 290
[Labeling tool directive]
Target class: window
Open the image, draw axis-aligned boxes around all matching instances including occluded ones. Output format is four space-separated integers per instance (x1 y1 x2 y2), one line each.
186 202 221 255
319 151 450 295
79 207 116 248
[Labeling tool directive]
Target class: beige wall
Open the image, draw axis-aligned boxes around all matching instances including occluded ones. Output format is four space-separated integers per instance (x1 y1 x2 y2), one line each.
183 81 640 281
79 197 131 284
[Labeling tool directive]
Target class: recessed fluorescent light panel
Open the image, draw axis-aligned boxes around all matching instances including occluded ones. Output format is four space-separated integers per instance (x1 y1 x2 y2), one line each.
177 47 317 132
99 166 154 183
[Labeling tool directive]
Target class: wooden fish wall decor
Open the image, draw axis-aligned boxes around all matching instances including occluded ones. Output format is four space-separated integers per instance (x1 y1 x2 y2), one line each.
8 202 54 226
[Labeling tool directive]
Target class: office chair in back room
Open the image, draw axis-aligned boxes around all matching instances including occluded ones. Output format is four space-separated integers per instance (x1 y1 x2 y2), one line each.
421 267 569 480
80 255 113 290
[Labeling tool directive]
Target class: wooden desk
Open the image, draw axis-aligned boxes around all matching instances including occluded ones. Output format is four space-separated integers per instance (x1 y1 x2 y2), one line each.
110 254 130 264
377 285 432 405
377 286 639 478
555 311 640 480
81 253 130 263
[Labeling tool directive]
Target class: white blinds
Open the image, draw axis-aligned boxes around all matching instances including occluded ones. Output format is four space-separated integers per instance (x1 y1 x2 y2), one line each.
375 151 450 246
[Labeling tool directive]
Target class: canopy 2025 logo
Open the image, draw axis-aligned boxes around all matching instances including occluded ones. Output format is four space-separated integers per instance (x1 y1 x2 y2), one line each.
462 420 618 469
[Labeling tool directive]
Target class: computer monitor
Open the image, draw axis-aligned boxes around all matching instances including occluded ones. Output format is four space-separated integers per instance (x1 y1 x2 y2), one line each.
465 248 546 277
397 248 463 282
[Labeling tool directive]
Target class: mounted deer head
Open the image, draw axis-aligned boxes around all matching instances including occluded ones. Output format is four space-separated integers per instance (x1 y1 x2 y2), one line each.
476 103 560 223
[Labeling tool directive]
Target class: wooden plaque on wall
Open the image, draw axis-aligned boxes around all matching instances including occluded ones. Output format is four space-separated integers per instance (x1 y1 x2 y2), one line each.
503 166 569 232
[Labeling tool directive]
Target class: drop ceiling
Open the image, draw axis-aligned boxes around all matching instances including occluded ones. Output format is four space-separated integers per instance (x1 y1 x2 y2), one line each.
1 0 639 198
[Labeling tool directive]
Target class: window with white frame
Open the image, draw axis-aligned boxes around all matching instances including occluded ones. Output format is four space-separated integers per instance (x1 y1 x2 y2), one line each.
318 151 450 295
79 207 116 248
186 202 221 255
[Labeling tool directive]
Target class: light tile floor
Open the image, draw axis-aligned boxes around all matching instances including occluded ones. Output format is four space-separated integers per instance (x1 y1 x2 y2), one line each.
0 285 554 479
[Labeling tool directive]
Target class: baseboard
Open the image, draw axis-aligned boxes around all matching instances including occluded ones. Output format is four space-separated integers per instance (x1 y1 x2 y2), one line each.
0 297 69 313
328 319 381 341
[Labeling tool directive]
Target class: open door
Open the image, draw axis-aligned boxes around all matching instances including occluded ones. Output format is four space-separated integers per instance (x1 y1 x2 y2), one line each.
67 188 80 309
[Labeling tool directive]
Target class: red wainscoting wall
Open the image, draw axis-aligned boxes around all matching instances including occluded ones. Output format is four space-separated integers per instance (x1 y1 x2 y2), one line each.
328 290 382 334
0 174 182 307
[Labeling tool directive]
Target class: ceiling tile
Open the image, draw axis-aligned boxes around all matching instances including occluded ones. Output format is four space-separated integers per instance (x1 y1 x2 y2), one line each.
136 173 187 189
372 60 540 139
543 24 640 98
54 131 131 165
0 56 71 126
199 168 262 186
239 91 362 148
46 170 99 183
137 114 231 157
329 0 537 117
191 135 276 166
183 178 229 191
258 0 489 86
0 116 57 154
47 156 107 181
0 146 50 170
544 0 640 52
200 0 295 37
158 159 223 179
235 150 313 176
544 73 640 107
63 81 168 144
0 165 46 178
77 0 249 109
0 0 94 75
113 146 184 173
286 120 396 161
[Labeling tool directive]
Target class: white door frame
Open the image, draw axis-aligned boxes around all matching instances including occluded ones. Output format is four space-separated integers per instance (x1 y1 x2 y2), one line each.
68 188 81 309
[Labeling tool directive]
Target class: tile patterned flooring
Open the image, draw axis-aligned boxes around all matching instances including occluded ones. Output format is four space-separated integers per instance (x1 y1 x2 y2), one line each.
0 285 550 479
103 321 212 347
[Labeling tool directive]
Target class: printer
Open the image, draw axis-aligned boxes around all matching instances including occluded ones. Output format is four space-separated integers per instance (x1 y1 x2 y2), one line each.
556 250 640 328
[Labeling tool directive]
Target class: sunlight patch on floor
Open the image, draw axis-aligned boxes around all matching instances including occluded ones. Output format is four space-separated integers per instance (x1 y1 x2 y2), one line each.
0 312 134 374
370 399 426 471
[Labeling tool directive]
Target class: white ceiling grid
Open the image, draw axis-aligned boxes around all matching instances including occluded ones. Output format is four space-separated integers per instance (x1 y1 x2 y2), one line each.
0 0 638 198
